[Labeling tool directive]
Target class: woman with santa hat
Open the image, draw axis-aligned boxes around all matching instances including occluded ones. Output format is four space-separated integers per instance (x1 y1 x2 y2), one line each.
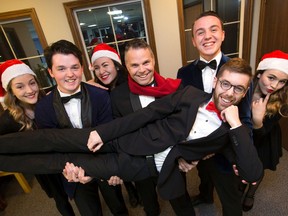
88 43 141 208
89 43 128 91
241 50 288 211
0 59 45 211
0 59 44 134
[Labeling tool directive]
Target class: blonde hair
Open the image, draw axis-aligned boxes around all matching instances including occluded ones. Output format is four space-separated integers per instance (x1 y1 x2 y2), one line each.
3 76 45 131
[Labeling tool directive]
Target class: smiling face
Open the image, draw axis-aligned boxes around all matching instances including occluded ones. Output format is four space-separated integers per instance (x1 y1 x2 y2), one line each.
257 69 288 95
48 53 83 94
125 47 155 85
192 15 225 61
212 70 250 111
92 57 118 85
10 74 39 105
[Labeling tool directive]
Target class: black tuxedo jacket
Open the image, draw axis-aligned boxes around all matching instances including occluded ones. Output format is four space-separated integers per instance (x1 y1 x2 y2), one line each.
0 86 262 200
177 54 229 90
95 86 263 191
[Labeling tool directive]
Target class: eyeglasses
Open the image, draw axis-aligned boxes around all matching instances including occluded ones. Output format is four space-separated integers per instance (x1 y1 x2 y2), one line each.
218 80 247 94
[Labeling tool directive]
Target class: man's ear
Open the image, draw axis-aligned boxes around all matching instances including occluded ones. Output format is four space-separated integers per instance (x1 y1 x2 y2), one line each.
192 37 196 47
212 77 217 88
48 68 54 78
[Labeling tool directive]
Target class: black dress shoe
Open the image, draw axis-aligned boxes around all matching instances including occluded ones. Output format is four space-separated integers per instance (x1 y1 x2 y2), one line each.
191 195 213 206
242 195 254 212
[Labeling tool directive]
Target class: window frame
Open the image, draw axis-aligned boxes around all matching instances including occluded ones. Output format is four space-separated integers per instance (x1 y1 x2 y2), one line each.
0 8 48 56
63 0 158 80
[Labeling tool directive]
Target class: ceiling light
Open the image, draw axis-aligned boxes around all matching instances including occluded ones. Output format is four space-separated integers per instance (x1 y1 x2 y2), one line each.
107 10 122 15
88 24 97 27
113 15 124 20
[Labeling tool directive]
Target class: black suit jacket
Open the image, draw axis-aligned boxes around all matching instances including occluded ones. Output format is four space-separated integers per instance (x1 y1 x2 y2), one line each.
95 86 263 191
0 85 262 200
177 54 229 91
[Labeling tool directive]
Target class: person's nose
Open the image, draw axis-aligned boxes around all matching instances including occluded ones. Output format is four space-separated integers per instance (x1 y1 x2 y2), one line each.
66 68 75 77
138 64 145 73
226 87 235 95
204 30 212 39
99 66 106 75
270 81 278 89
25 85 34 93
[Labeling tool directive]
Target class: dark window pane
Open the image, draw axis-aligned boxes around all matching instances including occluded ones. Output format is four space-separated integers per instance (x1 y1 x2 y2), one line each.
2 19 43 59
222 23 239 55
0 29 14 61
216 0 240 22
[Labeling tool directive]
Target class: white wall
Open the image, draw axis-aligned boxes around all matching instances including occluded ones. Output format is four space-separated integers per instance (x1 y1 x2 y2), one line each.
149 0 182 78
0 0 182 79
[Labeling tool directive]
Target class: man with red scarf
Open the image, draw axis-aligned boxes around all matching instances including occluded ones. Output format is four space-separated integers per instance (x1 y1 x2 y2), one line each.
110 39 193 216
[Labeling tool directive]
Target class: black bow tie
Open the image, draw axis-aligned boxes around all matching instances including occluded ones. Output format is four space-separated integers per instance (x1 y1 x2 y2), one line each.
197 59 217 70
61 91 82 103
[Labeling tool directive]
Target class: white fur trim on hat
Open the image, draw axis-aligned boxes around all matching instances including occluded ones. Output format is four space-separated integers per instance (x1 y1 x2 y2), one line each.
91 50 121 65
2 63 36 91
257 58 288 74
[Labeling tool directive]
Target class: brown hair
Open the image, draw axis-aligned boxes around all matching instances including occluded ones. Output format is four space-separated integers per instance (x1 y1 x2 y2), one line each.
254 70 288 117
217 58 252 82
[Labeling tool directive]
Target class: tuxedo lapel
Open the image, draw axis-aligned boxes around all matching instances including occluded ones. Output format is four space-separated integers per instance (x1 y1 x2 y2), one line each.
191 61 205 90
52 89 73 128
80 84 92 128
130 92 142 111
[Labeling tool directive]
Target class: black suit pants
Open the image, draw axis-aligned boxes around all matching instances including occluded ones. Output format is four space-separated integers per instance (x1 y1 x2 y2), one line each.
206 157 242 216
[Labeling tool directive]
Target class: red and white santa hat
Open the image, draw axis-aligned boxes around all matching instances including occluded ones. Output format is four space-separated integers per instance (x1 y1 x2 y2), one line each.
257 50 288 74
0 59 35 101
91 43 121 64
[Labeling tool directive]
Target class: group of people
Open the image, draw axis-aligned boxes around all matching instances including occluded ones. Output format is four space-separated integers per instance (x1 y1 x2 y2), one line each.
0 10 287 216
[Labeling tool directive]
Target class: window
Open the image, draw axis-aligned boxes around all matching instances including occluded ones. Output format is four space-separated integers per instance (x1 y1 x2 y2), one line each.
177 0 254 65
0 8 53 89
64 0 157 80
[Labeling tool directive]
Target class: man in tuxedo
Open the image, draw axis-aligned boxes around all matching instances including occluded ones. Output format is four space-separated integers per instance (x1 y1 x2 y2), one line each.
0 58 263 216
35 39 127 216
177 11 252 216
108 39 185 215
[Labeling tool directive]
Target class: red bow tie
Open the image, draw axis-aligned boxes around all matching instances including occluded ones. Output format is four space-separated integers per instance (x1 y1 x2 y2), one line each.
206 101 222 120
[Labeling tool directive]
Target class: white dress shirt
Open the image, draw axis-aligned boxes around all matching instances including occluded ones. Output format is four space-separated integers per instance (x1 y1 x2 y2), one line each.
200 52 222 93
58 87 82 129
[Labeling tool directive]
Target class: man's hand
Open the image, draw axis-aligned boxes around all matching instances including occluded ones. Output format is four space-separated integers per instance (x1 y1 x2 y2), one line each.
63 162 93 184
221 105 242 128
178 158 199 172
87 130 104 152
252 94 270 129
233 164 257 185
107 176 123 186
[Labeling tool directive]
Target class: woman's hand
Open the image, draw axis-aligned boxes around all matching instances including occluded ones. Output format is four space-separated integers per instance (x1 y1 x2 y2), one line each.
252 94 270 129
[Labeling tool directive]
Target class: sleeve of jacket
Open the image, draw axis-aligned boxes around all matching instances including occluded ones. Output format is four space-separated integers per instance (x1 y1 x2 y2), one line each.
228 125 263 182
95 87 188 142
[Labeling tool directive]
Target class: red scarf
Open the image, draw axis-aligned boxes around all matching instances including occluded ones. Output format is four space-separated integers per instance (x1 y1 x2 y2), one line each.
128 71 181 97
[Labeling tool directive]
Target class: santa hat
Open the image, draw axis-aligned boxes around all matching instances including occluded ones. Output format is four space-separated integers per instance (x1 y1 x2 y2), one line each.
257 50 288 74
0 59 35 102
91 43 121 64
